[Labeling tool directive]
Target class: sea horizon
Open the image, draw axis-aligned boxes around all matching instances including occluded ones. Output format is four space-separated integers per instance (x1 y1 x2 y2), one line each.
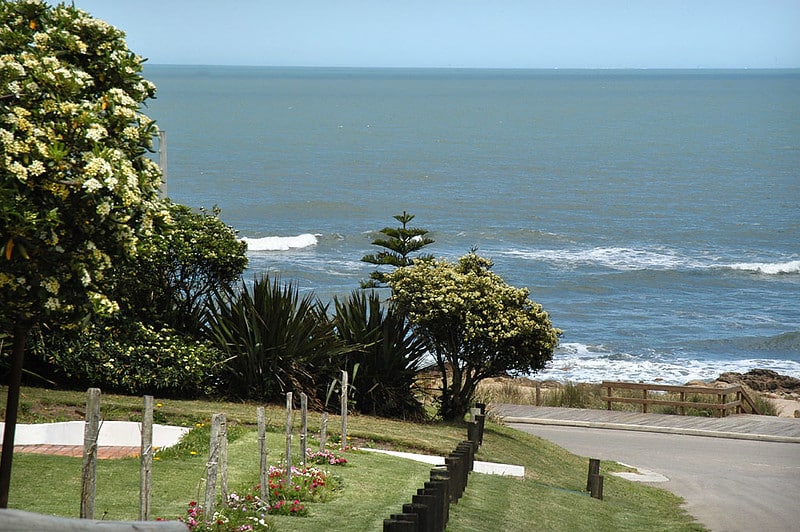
144 65 800 384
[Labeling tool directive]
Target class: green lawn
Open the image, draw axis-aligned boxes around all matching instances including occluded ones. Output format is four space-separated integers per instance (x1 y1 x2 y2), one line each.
2 386 706 530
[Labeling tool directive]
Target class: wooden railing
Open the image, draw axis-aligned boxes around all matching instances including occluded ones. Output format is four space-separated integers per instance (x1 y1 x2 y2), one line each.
602 381 761 417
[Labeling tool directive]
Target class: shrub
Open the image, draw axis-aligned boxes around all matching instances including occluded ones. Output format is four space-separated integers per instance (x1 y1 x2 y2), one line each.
545 381 603 409
388 252 561 420
332 290 427 420
205 276 350 405
751 393 779 416
30 321 224 397
112 202 248 338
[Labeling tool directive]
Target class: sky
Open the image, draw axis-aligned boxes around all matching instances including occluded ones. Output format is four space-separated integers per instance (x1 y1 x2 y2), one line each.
71 0 800 69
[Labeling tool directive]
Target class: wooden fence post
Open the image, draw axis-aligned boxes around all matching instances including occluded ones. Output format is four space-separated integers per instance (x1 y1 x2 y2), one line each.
285 392 293 488
204 413 225 516
590 474 604 500
257 406 268 501
586 458 601 492
80 388 101 519
139 395 154 521
319 412 328 451
340 370 348 451
300 392 308 467
219 415 228 502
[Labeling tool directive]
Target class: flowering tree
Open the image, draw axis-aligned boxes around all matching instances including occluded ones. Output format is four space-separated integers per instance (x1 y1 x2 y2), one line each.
0 1 164 505
387 252 561 420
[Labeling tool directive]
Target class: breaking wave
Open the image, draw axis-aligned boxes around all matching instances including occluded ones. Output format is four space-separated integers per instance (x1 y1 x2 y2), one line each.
241 233 318 251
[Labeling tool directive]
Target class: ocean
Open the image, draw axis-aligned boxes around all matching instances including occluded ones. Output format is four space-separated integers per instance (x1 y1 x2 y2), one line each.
143 65 800 384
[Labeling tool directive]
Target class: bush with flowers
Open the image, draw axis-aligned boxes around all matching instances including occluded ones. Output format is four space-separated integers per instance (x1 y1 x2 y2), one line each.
266 464 341 503
306 448 348 466
1 0 165 331
173 495 277 532
387 251 561 421
169 475 334 531
161 437 344 527
30 320 224 397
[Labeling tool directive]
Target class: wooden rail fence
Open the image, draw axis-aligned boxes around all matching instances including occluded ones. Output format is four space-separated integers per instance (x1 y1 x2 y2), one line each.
602 381 761 416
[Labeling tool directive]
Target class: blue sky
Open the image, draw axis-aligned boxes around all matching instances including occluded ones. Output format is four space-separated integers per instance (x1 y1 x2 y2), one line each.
72 0 800 68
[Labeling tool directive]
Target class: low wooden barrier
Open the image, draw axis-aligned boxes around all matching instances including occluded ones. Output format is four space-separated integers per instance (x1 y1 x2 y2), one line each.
383 404 486 531
602 381 761 417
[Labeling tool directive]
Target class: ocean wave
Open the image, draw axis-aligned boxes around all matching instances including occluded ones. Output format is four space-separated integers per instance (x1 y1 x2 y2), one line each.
502 247 800 276
502 246 701 271
242 233 318 251
531 342 800 385
724 260 800 275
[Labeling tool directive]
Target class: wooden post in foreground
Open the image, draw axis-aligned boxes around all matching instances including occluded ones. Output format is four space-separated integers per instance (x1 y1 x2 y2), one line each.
219 415 228 502
319 412 328 451
586 458 601 492
285 392 293 488
139 395 154 521
80 388 101 519
590 474 604 500
340 370 348 450
204 413 225 516
300 393 308 467
257 406 268 501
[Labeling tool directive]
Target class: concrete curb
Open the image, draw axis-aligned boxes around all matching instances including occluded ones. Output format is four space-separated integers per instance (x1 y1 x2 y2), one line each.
0 420 190 447
501 416 800 444
360 447 525 477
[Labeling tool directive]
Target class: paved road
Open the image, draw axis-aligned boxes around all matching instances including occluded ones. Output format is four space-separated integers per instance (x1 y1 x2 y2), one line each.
509 423 800 532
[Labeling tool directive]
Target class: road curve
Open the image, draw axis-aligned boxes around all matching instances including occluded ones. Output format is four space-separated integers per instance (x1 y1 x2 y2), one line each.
509 423 800 532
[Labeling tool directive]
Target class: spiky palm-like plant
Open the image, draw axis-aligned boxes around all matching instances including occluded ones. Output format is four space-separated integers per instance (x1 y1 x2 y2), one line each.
333 290 427 420
206 276 347 405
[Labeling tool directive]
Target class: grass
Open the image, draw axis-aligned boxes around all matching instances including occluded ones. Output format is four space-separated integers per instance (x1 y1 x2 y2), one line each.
2 386 705 530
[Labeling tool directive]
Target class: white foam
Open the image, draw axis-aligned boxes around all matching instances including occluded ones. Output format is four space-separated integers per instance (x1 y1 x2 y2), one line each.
725 260 800 275
531 342 800 384
503 247 800 276
242 233 318 251
503 246 701 271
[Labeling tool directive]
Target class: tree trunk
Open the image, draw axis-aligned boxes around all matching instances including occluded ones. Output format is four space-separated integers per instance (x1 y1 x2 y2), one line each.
0 325 28 508
441 370 481 422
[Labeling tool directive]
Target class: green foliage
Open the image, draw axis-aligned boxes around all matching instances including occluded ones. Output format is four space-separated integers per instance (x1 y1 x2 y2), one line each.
360 211 434 288
0 1 165 330
752 393 779 416
545 381 602 409
332 291 427 420
113 201 247 336
205 276 350 405
29 321 224 398
388 252 561 420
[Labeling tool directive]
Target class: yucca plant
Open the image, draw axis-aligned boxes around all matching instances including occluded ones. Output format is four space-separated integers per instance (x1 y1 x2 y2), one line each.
205 276 349 405
332 290 427 420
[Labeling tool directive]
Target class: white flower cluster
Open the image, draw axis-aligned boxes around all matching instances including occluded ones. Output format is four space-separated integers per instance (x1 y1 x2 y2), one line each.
388 252 560 367
0 1 164 322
